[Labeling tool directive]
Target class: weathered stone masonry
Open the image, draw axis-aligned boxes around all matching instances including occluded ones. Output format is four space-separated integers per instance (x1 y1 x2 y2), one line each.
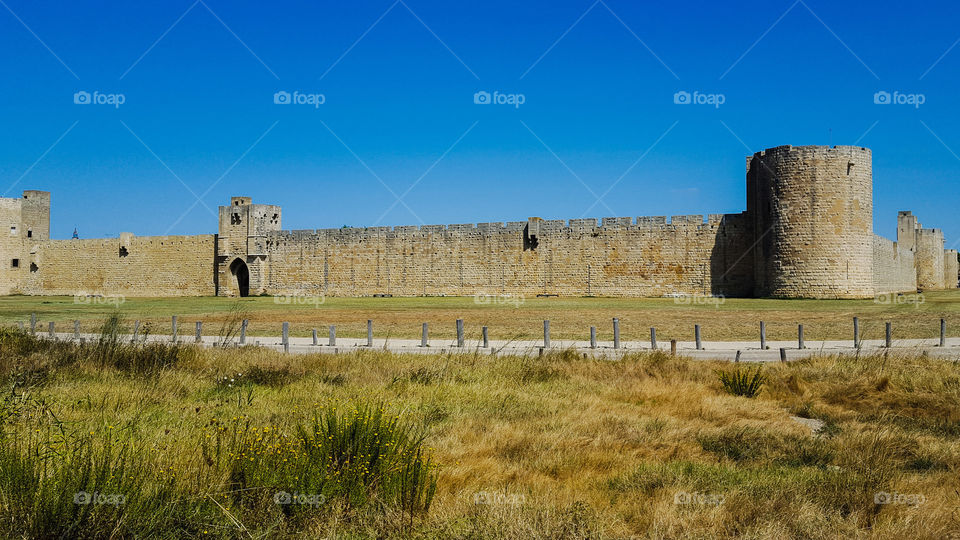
2 145 957 299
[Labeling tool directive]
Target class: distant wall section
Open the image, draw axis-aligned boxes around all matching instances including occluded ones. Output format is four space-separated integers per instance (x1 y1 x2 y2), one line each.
872 235 916 294
945 249 959 289
20 234 216 297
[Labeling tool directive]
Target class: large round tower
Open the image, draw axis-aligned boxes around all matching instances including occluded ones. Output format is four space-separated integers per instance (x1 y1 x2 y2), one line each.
748 145 873 299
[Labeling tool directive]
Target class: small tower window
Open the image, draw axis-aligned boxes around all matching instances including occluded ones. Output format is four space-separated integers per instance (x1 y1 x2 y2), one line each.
231 213 242 225
11 259 18 268
119 246 128 257
26 230 32 238
29 263 37 273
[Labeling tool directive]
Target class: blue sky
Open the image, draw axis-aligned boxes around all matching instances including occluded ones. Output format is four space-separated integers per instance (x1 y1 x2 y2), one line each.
0 0 957 245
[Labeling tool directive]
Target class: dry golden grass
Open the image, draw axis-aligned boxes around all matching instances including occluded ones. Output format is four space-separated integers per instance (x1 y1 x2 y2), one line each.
2 290 959 342
3 330 959 538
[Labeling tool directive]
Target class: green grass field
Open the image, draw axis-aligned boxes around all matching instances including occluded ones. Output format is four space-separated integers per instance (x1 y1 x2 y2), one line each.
1 291 959 342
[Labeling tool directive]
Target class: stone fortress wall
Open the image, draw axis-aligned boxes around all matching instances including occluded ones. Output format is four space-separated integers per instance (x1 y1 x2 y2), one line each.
21 234 216 297
253 213 755 298
1 145 957 299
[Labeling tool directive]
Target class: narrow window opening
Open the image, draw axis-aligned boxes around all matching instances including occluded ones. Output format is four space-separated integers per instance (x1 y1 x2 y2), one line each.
119 246 128 257
523 224 539 251
29 263 37 273
231 212 242 225
847 162 854 175
26 230 32 238
11 259 19 268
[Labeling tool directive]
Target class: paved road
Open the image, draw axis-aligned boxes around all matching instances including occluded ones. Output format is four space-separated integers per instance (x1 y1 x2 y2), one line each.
39 331 960 362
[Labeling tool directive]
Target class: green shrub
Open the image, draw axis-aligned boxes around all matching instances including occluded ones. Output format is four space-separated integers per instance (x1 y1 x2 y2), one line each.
211 401 437 521
0 422 194 538
717 365 766 398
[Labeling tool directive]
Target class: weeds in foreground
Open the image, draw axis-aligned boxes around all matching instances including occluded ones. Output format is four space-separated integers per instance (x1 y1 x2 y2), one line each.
717 365 766 398
211 402 437 521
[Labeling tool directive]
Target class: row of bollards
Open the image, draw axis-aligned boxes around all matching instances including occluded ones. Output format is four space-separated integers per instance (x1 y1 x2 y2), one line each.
18 314 954 353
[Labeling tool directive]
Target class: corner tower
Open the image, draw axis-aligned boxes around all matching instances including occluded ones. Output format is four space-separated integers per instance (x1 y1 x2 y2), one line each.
748 145 873 298
216 196 281 296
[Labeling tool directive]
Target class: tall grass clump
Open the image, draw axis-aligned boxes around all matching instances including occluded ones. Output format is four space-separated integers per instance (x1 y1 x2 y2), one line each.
717 365 766 398
0 420 193 538
0 315 181 379
211 401 437 522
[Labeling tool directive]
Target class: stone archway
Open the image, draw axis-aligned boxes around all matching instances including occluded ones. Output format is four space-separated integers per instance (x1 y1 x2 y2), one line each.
229 258 250 297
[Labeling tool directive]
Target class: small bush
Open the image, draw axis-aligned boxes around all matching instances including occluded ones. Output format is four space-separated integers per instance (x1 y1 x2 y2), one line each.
212 401 437 521
717 365 766 398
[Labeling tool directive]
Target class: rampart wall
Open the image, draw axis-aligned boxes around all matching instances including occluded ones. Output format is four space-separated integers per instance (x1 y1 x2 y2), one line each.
1 146 954 300
19 234 216 297
872 235 917 294
946 250 959 289
260 213 754 298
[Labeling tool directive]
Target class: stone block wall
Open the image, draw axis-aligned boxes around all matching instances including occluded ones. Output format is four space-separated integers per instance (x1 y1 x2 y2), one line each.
748 145 874 298
916 229 946 290
945 249 959 289
872 235 917 294
257 213 754 298
19 234 216 297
